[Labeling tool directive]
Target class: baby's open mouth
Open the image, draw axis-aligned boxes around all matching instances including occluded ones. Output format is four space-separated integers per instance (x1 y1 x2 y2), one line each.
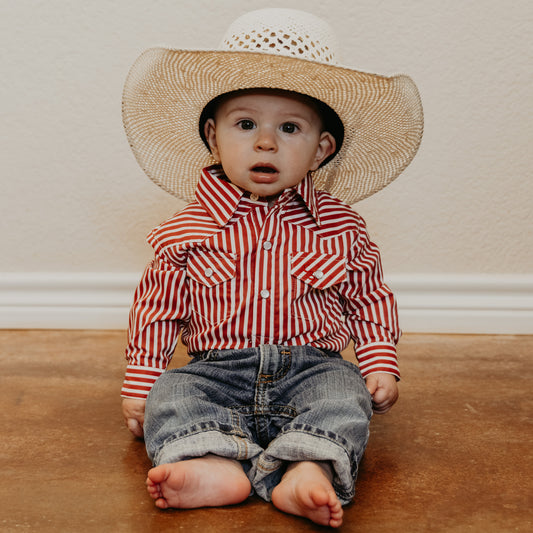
252 165 278 173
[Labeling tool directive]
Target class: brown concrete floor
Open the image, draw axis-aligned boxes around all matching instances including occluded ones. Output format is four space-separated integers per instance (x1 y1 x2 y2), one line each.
0 331 531 532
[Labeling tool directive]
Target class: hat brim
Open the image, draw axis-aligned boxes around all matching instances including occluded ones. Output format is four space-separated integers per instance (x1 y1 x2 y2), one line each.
122 48 423 204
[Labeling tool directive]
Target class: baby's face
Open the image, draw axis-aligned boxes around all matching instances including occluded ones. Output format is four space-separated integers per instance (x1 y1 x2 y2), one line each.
204 91 335 200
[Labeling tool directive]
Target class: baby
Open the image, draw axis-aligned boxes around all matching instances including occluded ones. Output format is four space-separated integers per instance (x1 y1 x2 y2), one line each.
121 8 423 528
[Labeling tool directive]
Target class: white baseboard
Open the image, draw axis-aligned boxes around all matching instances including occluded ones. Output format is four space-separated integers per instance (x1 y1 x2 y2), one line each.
389 274 533 334
0 273 138 330
0 272 532 334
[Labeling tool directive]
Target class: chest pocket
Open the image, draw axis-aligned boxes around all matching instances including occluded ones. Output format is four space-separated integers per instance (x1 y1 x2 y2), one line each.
291 251 347 290
291 251 347 323
187 250 236 287
187 250 237 325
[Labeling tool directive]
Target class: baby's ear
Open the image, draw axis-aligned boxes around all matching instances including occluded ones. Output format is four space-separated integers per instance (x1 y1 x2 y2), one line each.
204 118 220 160
311 131 336 171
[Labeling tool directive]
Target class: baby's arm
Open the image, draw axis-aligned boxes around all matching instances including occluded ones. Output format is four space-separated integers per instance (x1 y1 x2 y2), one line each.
122 244 190 438
365 373 399 414
122 398 146 438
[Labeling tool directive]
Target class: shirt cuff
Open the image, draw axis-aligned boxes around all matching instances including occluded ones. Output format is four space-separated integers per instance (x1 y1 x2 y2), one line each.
121 364 165 400
356 342 400 380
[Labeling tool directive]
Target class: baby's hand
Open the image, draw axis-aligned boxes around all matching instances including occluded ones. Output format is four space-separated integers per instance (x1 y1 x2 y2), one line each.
365 373 399 414
122 398 146 438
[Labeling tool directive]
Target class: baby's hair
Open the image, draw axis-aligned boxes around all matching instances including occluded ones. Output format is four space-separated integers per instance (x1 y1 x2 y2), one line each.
199 88 344 167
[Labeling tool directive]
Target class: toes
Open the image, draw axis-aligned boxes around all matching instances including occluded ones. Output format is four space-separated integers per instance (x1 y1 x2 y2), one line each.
155 497 169 509
330 517 343 528
309 484 333 508
147 465 169 485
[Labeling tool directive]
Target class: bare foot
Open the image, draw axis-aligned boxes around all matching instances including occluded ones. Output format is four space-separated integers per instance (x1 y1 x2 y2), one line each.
271 461 343 528
146 454 251 509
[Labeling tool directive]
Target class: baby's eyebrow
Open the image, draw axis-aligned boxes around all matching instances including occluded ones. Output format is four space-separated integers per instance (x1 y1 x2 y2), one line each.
224 105 259 115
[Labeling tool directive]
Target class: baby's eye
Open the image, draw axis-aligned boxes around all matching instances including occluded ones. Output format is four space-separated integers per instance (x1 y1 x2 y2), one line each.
281 122 299 134
238 120 255 130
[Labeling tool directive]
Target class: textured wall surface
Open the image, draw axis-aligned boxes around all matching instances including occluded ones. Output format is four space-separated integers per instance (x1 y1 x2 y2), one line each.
1 0 532 275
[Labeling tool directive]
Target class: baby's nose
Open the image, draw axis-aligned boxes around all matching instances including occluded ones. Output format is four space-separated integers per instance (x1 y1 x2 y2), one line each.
254 128 277 151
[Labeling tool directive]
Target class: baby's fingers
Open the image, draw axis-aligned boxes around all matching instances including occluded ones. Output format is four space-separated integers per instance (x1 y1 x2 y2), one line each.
372 398 394 414
127 417 144 438
371 387 398 414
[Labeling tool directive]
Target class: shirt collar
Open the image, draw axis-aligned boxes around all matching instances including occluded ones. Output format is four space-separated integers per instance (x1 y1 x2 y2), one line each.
195 166 244 227
292 173 322 227
196 166 322 227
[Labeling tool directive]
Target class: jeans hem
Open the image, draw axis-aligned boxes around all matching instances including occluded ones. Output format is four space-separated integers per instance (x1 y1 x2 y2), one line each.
153 427 263 466
250 426 367 505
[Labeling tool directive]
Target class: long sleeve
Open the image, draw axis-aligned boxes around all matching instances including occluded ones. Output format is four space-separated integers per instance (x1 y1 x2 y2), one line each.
121 254 190 399
339 216 401 379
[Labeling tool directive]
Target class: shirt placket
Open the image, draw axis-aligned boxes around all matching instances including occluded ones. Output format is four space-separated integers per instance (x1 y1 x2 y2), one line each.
251 202 286 344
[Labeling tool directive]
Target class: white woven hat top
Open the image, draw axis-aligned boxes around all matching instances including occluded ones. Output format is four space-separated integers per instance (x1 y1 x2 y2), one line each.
220 8 340 64
122 8 423 204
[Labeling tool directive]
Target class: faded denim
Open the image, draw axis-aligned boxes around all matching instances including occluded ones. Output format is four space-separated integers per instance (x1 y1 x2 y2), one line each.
144 345 372 504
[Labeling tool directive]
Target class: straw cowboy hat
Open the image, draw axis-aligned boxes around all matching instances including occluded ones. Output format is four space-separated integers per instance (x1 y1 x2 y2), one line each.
122 8 423 204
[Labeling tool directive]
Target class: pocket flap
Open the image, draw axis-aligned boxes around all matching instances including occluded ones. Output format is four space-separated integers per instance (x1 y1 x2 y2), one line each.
291 252 347 289
187 250 236 287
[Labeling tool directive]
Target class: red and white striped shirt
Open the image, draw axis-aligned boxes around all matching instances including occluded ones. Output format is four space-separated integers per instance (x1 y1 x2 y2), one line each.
122 166 400 399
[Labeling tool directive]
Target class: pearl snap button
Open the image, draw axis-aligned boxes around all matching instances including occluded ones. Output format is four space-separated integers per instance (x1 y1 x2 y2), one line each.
204 268 214 277
260 289 270 298
263 241 272 251
314 270 324 279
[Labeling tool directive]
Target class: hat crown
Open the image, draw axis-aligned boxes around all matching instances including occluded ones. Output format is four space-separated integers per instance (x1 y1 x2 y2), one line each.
220 8 341 65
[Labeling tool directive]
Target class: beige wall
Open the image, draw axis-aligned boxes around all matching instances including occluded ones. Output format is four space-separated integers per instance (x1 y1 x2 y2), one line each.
1 1 532 277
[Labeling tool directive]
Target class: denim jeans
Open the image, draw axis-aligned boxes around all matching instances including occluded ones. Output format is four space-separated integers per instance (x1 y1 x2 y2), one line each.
144 345 373 505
